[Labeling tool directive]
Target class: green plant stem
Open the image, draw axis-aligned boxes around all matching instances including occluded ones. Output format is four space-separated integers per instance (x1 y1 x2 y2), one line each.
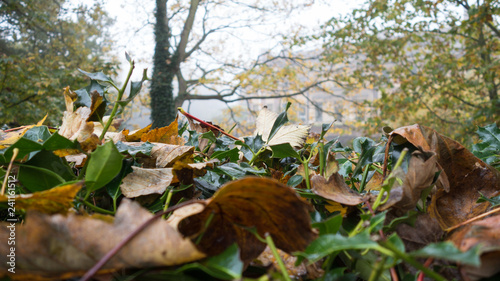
318 142 325 176
249 147 266 165
373 148 408 211
368 256 388 281
359 164 371 192
99 61 135 140
302 160 311 189
381 242 446 281
265 233 292 281
162 189 174 219
79 198 114 215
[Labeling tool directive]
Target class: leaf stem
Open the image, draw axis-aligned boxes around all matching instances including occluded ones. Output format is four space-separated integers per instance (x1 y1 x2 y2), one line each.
161 189 174 219
99 60 135 140
1 148 19 195
265 233 292 281
368 255 388 281
78 198 115 215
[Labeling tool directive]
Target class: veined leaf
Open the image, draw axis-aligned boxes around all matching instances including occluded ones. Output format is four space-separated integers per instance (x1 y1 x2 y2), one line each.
85 141 124 192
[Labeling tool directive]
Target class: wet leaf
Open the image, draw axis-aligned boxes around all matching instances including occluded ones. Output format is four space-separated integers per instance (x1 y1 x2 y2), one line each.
389 124 500 229
178 177 316 263
311 174 365 206
0 199 205 279
0 181 83 214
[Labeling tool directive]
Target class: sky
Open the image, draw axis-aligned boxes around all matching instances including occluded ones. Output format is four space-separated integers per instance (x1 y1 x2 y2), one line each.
97 0 364 128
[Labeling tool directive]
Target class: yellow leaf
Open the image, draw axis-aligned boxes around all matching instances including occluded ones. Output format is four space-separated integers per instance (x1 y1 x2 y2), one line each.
0 182 83 214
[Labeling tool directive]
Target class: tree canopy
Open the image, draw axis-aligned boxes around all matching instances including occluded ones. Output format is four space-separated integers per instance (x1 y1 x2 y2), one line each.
0 0 118 126
308 0 500 142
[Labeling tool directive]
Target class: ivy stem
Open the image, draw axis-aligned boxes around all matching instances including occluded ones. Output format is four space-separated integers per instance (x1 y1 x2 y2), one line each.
368 256 387 281
373 148 408 211
1 148 18 195
302 160 311 189
99 61 135 140
78 198 115 215
161 189 174 219
359 163 371 193
265 233 292 281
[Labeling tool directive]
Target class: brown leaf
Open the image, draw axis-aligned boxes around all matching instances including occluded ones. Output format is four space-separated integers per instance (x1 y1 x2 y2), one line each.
389 124 500 229
0 199 205 280
58 107 94 142
449 214 500 280
178 177 317 263
151 143 194 168
311 174 365 206
0 182 83 214
141 116 185 145
125 124 152 142
120 167 177 198
379 150 440 213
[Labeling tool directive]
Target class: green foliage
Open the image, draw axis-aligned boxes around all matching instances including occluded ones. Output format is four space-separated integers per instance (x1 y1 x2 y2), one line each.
472 123 500 168
0 0 118 126
313 0 500 143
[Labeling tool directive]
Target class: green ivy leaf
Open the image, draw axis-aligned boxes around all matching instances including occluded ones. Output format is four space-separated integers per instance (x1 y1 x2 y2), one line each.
215 162 266 179
78 69 113 83
85 141 124 192
23 126 51 143
287 174 303 187
115 141 153 157
472 123 500 166
43 132 79 151
270 142 301 159
409 242 481 267
296 231 379 263
312 214 342 236
117 68 148 109
211 148 240 162
18 165 66 192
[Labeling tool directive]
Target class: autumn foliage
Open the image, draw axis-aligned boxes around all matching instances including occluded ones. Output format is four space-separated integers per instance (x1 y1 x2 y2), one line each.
1 63 500 281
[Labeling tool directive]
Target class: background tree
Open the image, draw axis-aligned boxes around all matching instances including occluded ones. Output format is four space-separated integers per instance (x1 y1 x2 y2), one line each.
149 0 323 128
0 0 118 126
307 0 500 142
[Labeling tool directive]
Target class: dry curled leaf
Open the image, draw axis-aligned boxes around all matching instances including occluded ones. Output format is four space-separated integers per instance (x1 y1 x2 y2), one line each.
311 174 365 206
0 199 205 280
449 214 500 280
125 124 152 142
151 143 194 168
379 150 440 213
389 124 500 229
178 177 317 263
58 107 94 142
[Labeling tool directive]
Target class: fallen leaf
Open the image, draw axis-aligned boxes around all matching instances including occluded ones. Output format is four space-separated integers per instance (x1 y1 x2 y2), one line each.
389 124 500 229
0 199 205 280
379 150 441 213
120 166 176 198
141 116 185 145
311 174 365 206
178 177 317 263
125 124 152 142
58 107 94 142
0 115 48 149
254 106 310 148
450 214 500 280
0 182 83 214
151 143 194 168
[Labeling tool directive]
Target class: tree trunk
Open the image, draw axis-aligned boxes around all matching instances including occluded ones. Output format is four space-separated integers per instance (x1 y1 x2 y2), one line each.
150 0 177 128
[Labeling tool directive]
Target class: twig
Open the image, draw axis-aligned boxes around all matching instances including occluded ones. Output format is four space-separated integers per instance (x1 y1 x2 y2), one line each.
445 206 500 232
79 199 203 281
1 148 19 195
382 134 394 179
417 257 434 281
178 107 240 140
